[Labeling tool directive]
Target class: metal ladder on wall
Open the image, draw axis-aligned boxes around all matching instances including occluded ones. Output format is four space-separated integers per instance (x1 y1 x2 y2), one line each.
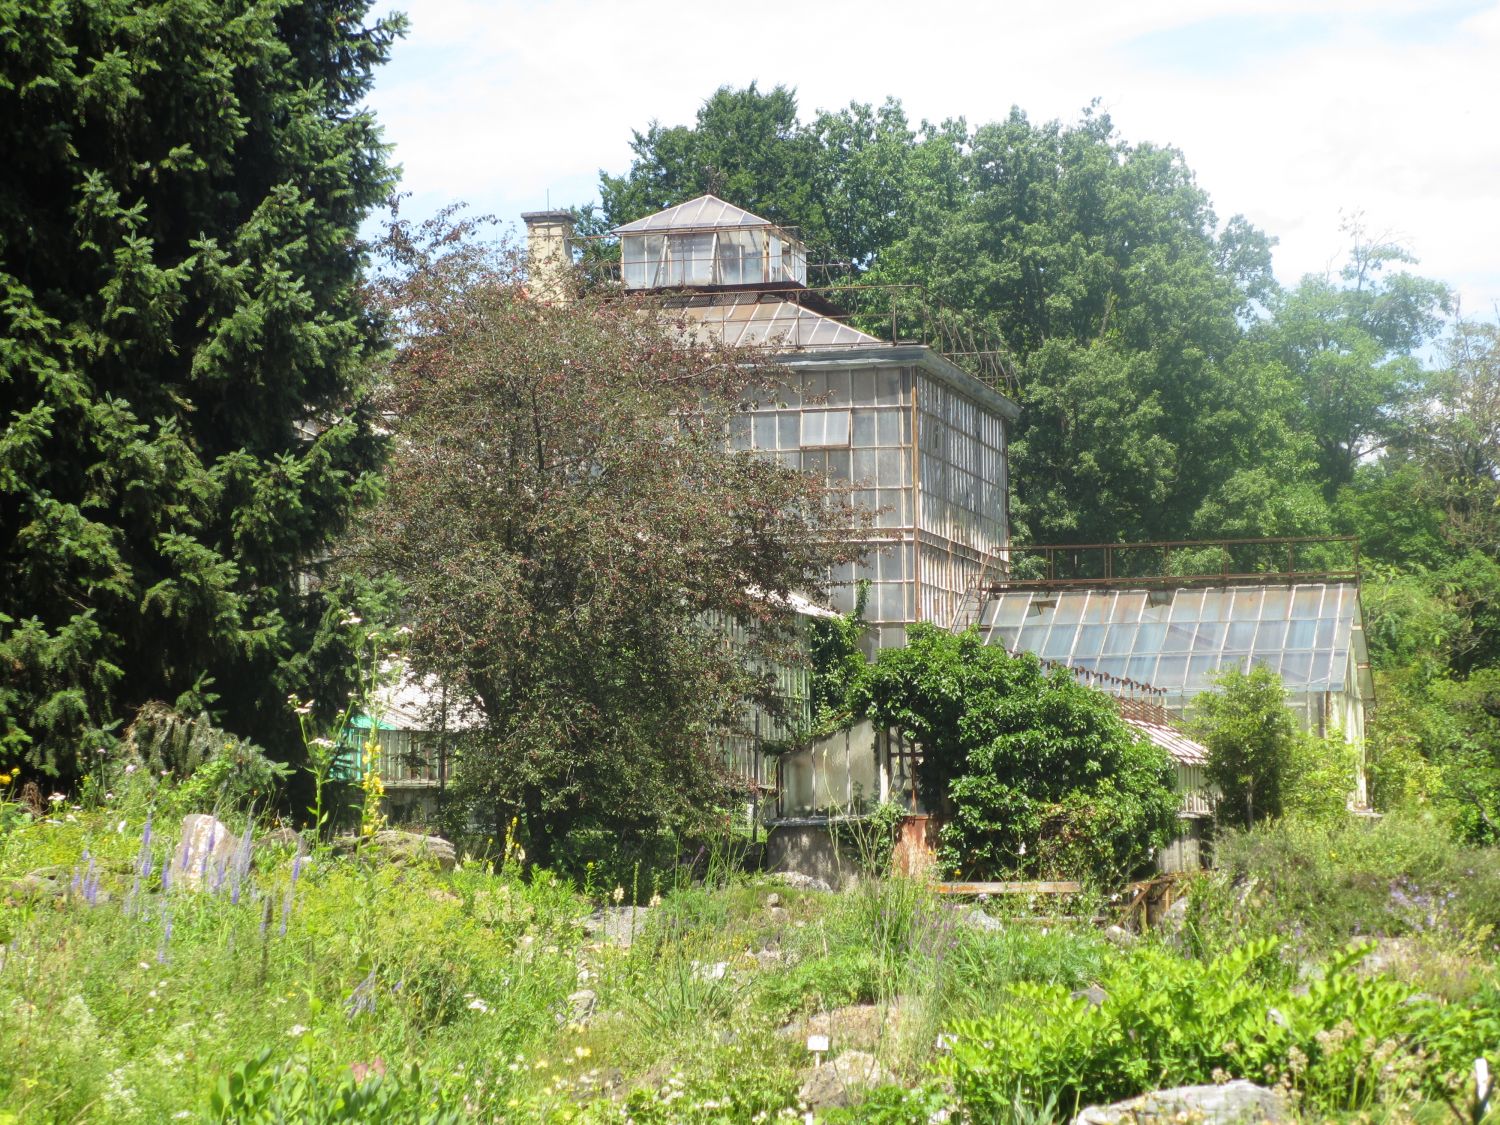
947 548 1007 640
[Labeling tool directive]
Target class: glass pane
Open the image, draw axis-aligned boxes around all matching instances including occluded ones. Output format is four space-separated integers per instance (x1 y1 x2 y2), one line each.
1255 620 1288 650
1260 588 1291 620
753 413 776 450
993 596 1029 626
1128 655 1159 682
1291 586 1323 619
1281 652 1312 683
1095 657 1129 679
1016 623 1048 653
1051 595 1085 625
993 626 1021 650
1081 593 1114 624
852 409 877 446
1042 626 1076 659
826 449 851 483
1285 620 1317 650
1187 654 1221 689
1225 621 1257 650
1101 625 1137 656
1170 589 1205 621
825 369 850 406
1198 590 1228 619
1162 623 1197 653
1111 593 1145 622
1315 618 1338 648
853 449 878 485
1139 622 1171 651
876 367 903 405
1157 653 1190 687
1230 588 1264 619
1074 624 1107 657
877 410 901 445
728 414 750 450
1191 621 1225 651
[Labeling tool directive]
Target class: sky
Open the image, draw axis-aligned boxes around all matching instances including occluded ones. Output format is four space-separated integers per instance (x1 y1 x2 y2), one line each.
366 0 1500 317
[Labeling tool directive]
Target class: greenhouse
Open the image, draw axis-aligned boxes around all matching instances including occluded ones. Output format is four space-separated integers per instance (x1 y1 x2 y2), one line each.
980 581 1371 745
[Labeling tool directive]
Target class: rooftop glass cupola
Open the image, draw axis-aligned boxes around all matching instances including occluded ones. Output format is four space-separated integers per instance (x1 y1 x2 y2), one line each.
613 194 808 291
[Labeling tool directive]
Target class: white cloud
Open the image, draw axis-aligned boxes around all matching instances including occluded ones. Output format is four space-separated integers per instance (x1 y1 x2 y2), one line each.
367 0 1500 314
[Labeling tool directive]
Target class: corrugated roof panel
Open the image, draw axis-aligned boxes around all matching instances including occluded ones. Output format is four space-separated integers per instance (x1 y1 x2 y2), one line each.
1124 718 1209 765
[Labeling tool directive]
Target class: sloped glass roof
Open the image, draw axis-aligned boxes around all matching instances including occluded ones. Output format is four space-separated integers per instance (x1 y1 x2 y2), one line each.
677 294 881 349
981 583 1363 699
613 194 778 234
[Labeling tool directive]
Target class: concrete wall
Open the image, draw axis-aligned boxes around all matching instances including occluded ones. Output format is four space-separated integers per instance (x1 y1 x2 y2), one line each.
764 821 859 890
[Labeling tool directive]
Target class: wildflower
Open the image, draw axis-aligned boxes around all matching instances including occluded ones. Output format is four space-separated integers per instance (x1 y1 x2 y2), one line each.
574 1046 591 1059
467 997 490 1013
0 774 10 785
649 893 662 908
49 792 65 805
288 1024 309 1037
342 613 364 626
124 763 137 775
611 885 625 905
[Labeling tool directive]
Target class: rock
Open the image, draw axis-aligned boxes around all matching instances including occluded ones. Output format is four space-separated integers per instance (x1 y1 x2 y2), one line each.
765 892 782 909
767 905 790 924
7 869 68 901
339 831 456 872
1072 1081 1288 1125
173 814 239 891
695 960 729 981
1103 925 1138 948
563 988 596 1027
582 906 651 949
772 871 833 892
955 905 1004 933
797 1050 896 1111
1070 984 1108 1008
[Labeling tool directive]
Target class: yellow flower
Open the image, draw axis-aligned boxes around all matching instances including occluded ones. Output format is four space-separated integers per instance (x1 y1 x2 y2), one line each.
574 1046 591 1059
0 774 10 786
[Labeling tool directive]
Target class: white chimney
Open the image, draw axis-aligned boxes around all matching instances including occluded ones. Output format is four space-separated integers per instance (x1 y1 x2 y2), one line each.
521 209 577 304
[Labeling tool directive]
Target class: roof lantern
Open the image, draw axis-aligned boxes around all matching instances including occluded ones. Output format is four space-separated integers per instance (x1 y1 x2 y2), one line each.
612 194 808 291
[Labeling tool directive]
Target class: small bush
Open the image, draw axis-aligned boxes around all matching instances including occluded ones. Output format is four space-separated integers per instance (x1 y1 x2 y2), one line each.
941 938 1499 1121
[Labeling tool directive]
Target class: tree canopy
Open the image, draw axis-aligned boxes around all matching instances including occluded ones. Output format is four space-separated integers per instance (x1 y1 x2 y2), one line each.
0 0 404 781
360 216 867 865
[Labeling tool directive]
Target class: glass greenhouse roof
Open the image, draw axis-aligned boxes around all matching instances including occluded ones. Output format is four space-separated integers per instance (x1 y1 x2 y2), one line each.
981 583 1364 698
613 194 780 234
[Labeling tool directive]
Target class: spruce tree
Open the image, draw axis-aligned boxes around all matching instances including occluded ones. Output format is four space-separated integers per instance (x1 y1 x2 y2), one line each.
0 0 404 779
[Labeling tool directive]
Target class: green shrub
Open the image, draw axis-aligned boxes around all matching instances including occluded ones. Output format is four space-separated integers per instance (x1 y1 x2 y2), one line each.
941 938 1498 1121
203 1051 464 1123
856 624 1179 884
1186 811 1500 957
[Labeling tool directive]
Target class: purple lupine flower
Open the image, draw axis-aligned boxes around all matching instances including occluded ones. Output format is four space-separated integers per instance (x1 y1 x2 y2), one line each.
161 854 173 894
82 855 99 906
157 910 173 964
344 967 378 1020
279 855 303 937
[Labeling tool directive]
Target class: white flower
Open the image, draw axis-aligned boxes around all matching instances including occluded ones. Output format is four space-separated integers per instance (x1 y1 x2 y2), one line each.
287 1024 309 1037
308 737 334 749
116 820 127 834
467 997 490 1013
124 763 137 775
48 792 65 805
342 614 363 626
611 886 625 905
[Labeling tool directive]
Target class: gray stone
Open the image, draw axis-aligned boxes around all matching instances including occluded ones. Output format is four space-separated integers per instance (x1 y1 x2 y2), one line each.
765 892 782 909
767 905 790 924
1070 984 1109 1008
563 988 596 1026
695 960 729 981
253 826 307 859
343 830 456 872
1104 924 1138 948
173 814 238 891
772 871 833 892
797 1050 896 1111
753 948 783 971
955 905 1004 933
1072 1081 1288 1125
582 906 651 948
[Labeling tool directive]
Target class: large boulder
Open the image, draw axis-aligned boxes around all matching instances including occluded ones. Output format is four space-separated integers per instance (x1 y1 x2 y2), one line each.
173 814 239 891
582 906 651 949
797 1050 896 1111
332 830 456 872
1073 1081 1288 1125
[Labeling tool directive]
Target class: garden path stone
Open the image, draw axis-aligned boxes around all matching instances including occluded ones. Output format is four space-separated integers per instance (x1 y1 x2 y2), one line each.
1072 1080 1288 1124
797 1050 895 1110
173 814 238 891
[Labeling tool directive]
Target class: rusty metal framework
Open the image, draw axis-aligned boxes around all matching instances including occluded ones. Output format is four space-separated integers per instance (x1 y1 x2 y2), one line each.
989 536 1361 592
